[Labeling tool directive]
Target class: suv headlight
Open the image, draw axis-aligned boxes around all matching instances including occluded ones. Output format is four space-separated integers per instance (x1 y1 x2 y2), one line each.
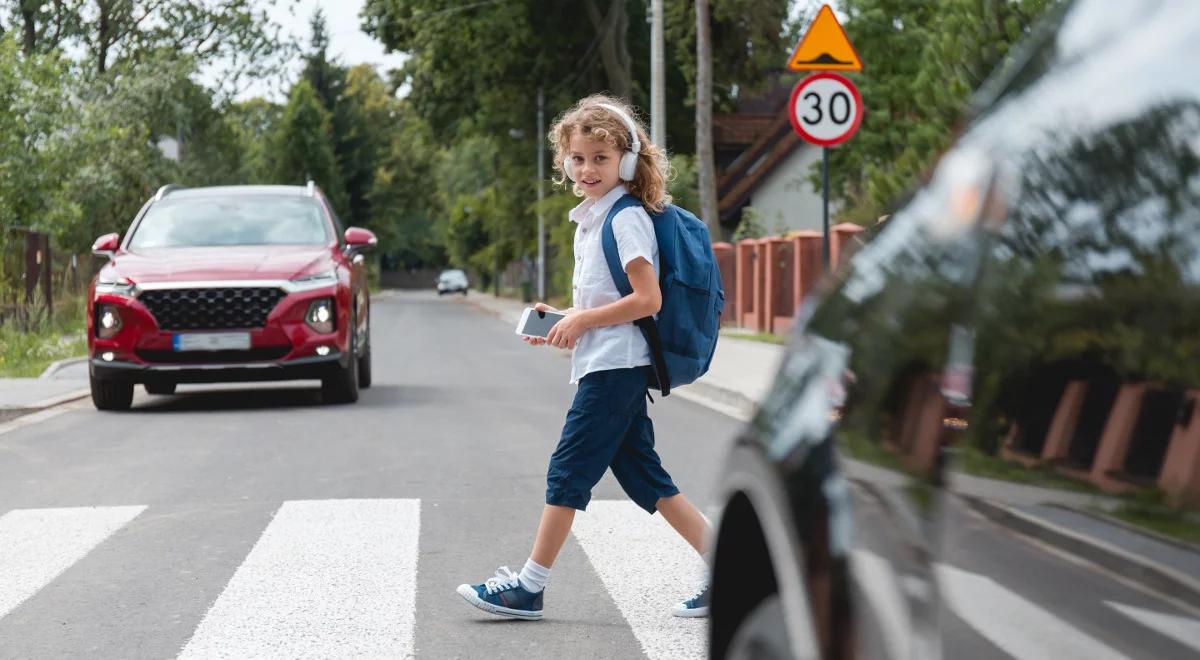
96 304 123 339
306 298 335 334
96 275 136 296
290 270 337 291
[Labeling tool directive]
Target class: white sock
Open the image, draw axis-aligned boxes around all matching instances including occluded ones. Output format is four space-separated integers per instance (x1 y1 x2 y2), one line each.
518 558 551 593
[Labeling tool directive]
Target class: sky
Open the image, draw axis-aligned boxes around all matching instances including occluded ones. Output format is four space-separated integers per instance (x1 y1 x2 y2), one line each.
223 0 408 102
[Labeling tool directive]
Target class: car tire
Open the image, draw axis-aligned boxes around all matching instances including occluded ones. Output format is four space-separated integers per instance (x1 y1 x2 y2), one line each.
91 376 133 411
357 311 372 389
322 310 360 404
462 289 468 296
144 381 176 396
727 595 791 660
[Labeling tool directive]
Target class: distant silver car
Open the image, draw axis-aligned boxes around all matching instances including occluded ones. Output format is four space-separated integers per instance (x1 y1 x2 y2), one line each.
437 269 469 296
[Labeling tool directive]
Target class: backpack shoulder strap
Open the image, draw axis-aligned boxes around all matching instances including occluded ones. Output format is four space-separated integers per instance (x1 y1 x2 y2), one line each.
599 194 672 396
600 194 645 297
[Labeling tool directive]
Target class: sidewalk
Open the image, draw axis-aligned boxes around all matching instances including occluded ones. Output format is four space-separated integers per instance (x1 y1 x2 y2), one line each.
461 291 1200 606
0 358 89 424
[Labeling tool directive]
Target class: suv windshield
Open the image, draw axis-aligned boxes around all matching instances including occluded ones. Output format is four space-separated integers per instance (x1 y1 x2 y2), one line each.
128 196 330 249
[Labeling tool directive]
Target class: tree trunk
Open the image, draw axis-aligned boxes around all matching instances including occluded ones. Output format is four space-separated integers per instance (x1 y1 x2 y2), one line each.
21 1 37 54
95 0 113 74
695 0 720 238
585 0 632 100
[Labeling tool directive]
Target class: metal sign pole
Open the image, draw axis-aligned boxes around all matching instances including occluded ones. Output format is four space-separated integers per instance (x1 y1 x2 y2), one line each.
536 86 546 301
822 146 830 271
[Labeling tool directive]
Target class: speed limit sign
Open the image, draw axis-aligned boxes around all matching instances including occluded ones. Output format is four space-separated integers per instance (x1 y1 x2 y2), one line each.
788 72 863 147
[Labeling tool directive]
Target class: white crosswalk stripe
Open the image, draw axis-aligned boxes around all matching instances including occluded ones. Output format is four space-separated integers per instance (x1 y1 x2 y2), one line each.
936 562 1131 660
3 499 1195 660
177 499 421 660
570 500 708 660
0 505 146 620
850 549 910 659
1106 601 1200 655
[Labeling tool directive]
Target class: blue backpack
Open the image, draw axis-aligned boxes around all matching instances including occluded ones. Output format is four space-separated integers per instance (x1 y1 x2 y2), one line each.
601 194 725 396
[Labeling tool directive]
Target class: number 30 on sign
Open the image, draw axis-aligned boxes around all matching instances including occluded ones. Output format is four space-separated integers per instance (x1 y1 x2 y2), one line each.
788 72 863 147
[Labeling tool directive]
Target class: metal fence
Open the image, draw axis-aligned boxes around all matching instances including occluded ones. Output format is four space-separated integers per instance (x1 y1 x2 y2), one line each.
1 229 97 331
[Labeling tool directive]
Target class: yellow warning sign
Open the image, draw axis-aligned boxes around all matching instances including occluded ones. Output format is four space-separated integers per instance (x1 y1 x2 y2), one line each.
787 4 863 73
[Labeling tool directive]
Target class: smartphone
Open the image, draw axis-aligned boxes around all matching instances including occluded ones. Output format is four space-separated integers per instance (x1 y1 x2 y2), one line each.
516 307 566 338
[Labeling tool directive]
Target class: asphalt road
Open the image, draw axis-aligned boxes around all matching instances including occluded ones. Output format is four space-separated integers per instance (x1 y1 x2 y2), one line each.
0 290 1197 659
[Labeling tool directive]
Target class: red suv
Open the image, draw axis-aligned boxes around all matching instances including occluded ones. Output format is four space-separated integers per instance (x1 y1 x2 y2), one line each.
87 184 376 410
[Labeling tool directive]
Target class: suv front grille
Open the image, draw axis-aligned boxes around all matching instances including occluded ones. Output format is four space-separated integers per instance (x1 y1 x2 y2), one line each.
139 287 286 330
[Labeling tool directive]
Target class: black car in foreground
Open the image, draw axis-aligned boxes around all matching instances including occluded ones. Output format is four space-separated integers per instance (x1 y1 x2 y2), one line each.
710 1 1200 658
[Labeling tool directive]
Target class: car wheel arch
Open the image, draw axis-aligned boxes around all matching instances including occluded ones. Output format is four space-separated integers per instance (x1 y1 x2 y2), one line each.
712 444 821 660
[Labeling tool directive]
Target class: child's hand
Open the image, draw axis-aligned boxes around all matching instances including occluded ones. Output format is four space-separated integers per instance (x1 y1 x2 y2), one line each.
546 308 589 350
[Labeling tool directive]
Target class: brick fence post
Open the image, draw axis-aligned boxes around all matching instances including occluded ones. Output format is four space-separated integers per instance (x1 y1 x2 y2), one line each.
831 223 866 268
712 242 735 325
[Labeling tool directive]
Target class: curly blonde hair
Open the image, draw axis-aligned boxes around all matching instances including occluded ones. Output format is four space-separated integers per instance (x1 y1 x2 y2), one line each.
549 94 671 213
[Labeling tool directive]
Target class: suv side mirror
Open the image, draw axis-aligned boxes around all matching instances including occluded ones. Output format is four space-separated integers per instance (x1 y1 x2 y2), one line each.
344 227 378 253
92 233 120 257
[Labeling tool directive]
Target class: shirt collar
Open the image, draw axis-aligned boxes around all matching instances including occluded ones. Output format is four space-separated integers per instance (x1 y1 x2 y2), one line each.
568 184 629 229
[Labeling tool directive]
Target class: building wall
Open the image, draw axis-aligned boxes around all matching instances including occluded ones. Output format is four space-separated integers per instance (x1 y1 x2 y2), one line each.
748 144 833 233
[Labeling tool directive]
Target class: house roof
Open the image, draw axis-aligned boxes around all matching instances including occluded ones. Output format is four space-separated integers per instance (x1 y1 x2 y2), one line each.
714 104 805 225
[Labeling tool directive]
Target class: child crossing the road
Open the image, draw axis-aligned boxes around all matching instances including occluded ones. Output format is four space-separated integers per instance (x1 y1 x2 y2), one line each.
456 94 713 620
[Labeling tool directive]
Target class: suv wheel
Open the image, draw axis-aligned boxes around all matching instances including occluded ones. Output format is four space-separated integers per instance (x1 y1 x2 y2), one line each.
322 311 360 404
357 312 372 389
91 376 133 411
728 595 790 660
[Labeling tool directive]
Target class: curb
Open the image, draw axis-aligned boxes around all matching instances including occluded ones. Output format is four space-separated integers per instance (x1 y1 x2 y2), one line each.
26 388 92 410
1043 502 1200 557
960 494 1200 610
455 294 522 326
40 356 88 379
673 379 757 422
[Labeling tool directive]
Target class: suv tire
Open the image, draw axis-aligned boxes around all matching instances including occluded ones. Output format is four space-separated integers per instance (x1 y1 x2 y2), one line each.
322 310 360 404
357 311 372 389
91 376 133 411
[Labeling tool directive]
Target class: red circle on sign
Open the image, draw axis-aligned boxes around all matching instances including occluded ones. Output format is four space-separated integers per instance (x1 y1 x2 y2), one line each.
788 72 864 147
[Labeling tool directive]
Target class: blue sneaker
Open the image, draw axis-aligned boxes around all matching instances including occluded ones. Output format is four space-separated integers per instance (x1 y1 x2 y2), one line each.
672 583 710 617
456 566 544 620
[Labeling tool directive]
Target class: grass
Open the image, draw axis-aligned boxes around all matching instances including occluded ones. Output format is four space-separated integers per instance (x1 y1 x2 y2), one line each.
0 295 88 378
719 328 787 345
952 444 1098 493
1102 505 1200 546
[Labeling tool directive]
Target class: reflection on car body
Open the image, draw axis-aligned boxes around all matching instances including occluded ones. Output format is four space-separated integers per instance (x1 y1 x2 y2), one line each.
709 1 1200 658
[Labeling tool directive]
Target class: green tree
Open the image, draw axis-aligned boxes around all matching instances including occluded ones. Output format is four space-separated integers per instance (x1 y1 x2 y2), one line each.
822 0 1051 221
339 65 396 229
226 98 282 183
2 0 299 101
272 80 347 212
369 108 441 267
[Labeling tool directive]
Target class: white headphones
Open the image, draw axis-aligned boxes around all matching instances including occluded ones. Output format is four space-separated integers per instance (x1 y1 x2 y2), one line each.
563 103 642 183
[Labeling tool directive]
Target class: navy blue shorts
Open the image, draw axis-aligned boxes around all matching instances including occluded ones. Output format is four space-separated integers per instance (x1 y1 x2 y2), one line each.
545 367 680 514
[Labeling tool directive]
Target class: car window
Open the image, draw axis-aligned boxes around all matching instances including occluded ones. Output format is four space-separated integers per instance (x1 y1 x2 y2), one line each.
129 197 331 249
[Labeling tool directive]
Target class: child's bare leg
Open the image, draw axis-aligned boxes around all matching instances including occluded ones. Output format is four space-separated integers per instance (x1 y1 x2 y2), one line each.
656 493 711 555
530 504 577 567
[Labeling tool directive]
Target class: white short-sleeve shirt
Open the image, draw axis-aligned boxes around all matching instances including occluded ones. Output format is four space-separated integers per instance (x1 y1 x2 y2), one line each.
568 184 659 384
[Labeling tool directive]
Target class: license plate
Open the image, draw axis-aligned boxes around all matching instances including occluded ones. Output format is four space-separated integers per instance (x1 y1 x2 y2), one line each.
172 332 251 352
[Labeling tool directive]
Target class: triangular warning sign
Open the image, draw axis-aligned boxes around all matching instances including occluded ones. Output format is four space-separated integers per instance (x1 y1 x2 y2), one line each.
787 5 863 72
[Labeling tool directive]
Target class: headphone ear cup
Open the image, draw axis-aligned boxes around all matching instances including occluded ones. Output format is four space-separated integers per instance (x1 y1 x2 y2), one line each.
563 158 576 182
619 152 638 181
